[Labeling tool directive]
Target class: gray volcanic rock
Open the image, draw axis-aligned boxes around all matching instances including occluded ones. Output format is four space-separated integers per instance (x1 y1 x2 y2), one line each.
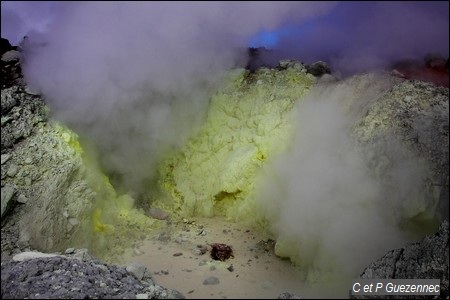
1 185 15 218
203 276 220 285
355 220 449 299
1 83 95 256
306 61 331 77
1 249 185 299
0 37 14 53
1 37 22 88
278 292 302 299
352 77 449 224
0 37 185 300
1 46 156 262
1 86 49 151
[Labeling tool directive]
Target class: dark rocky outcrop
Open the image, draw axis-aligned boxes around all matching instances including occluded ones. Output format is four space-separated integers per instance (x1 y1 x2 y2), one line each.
355 221 449 299
305 60 331 77
1 37 49 223
246 47 279 72
391 54 449 87
1 249 185 299
0 37 15 53
1 86 48 151
1 37 22 89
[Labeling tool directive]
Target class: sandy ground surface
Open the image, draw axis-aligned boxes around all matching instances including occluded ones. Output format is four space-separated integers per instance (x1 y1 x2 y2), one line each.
116 216 314 299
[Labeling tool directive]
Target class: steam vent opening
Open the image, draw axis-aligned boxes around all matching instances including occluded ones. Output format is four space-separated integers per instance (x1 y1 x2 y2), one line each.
1 2 449 299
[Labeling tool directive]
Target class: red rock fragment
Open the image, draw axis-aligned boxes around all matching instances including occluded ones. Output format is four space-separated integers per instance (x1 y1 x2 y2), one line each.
210 243 234 261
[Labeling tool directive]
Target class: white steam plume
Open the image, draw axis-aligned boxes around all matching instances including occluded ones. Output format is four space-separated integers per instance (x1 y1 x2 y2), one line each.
18 1 335 193
256 78 429 294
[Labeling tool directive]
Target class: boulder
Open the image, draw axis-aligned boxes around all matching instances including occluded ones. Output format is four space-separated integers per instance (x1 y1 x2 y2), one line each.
12 251 60 262
1 185 15 218
355 221 449 299
306 61 331 77
0 38 22 88
0 37 15 55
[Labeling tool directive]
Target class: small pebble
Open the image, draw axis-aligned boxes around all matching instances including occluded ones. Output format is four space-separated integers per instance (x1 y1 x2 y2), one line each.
134 248 144 256
7 164 18 177
17 194 28 204
173 252 183 257
1 154 11 165
203 276 220 285
148 208 168 220
68 218 79 226
65 248 76 254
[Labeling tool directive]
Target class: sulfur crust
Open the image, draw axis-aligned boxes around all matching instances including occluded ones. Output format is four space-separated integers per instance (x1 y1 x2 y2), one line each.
156 65 314 227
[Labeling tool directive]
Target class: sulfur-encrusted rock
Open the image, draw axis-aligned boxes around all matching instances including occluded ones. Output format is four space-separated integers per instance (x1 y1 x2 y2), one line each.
156 62 315 221
1 40 157 262
353 78 449 223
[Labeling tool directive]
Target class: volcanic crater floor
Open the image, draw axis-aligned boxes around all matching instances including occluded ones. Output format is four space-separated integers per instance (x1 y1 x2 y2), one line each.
116 216 314 299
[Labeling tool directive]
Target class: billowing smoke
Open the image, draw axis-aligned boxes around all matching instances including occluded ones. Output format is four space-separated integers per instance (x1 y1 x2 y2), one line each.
1 2 446 294
1 1 61 45
255 78 432 292
4 2 448 192
12 2 334 193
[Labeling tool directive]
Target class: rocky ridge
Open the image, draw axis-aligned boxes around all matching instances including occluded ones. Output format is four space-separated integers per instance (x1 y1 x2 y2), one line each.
1 249 184 299
1 38 185 299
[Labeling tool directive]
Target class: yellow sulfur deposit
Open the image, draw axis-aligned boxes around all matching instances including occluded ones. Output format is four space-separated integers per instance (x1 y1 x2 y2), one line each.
156 63 314 226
